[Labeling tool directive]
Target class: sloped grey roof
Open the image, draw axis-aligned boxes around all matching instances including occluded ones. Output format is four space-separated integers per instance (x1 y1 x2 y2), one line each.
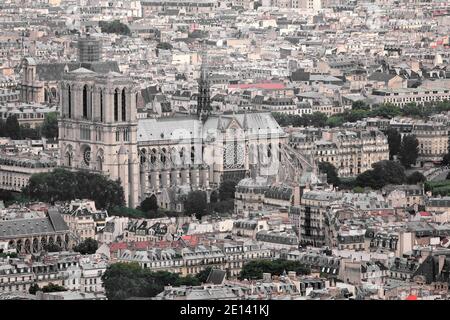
47 208 69 232
0 210 68 239
137 118 202 142
206 269 226 285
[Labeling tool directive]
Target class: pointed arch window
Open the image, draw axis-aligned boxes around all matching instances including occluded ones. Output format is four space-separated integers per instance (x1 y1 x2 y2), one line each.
122 88 126 121
114 89 119 121
83 85 88 119
191 146 195 164
68 86 72 118
100 90 104 122
179 147 185 165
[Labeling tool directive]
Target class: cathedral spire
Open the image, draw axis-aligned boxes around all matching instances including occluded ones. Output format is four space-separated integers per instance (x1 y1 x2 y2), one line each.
197 41 211 121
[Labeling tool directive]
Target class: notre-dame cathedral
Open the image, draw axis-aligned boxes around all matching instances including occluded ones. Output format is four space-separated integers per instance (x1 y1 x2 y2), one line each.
58 52 287 208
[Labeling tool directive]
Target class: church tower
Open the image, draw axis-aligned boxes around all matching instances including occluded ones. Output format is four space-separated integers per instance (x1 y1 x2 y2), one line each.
197 50 211 121
58 69 139 208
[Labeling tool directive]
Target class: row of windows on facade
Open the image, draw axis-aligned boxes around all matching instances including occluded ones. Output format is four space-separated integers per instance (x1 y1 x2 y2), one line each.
1 174 28 188
67 86 128 122
139 143 278 165
78 126 130 142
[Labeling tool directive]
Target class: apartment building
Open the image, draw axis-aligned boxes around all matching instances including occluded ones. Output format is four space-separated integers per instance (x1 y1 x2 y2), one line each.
289 129 389 177
370 87 450 107
289 190 342 247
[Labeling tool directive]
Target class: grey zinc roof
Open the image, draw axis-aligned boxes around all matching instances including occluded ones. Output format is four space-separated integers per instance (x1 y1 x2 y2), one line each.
137 118 202 142
47 208 69 232
206 269 226 285
0 216 64 239
203 113 284 135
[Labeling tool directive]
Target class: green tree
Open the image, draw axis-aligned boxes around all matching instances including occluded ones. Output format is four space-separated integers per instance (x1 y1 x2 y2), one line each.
5 115 21 139
210 190 218 203
318 162 340 186
23 169 125 210
355 160 406 189
139 195 158 212
326 116 344 127
102 263 199 300
239 259 310 280
99 20 131 36
28 283 40 295
442 152 450 166
42 283 66 292
20 125 40 139
44 243 61 252
401 103 426 118
399 135 419 168
184 190 208 218
196 267 212 283
352 100 369 111
218 180 238 201
370 103 402 118
41 112 59 139
407 171 426 184
307 112 328 127
386 128 402 159
102 263 144 300
73 238 98 255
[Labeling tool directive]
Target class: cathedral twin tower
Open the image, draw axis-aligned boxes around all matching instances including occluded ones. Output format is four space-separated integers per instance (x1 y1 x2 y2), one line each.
59 68 140 207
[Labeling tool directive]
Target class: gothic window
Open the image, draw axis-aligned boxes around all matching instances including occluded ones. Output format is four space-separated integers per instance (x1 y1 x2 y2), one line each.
65 152 72 167
179 147 185 165
140 149 147 164
114 89 119 121
123 128 129 141
82 146 91 167
279 142 282 162
122 88 126 121
224 139 244 169
68 86 72 118
151 148 157 164
100 90 103 122
161 148 167 164
83 85 88 119
115 130 120 142
267 143 272 158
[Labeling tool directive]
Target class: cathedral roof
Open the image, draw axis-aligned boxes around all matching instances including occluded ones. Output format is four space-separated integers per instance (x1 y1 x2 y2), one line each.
204 112 284 135
70 67 95 74
137 118 202 142
136 112 284 143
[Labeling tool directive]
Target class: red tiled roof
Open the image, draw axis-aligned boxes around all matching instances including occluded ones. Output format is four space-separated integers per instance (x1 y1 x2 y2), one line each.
182 235 199 246
419 211 432 217
133 241 150 250
406 295 417 300
109 242 128 252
